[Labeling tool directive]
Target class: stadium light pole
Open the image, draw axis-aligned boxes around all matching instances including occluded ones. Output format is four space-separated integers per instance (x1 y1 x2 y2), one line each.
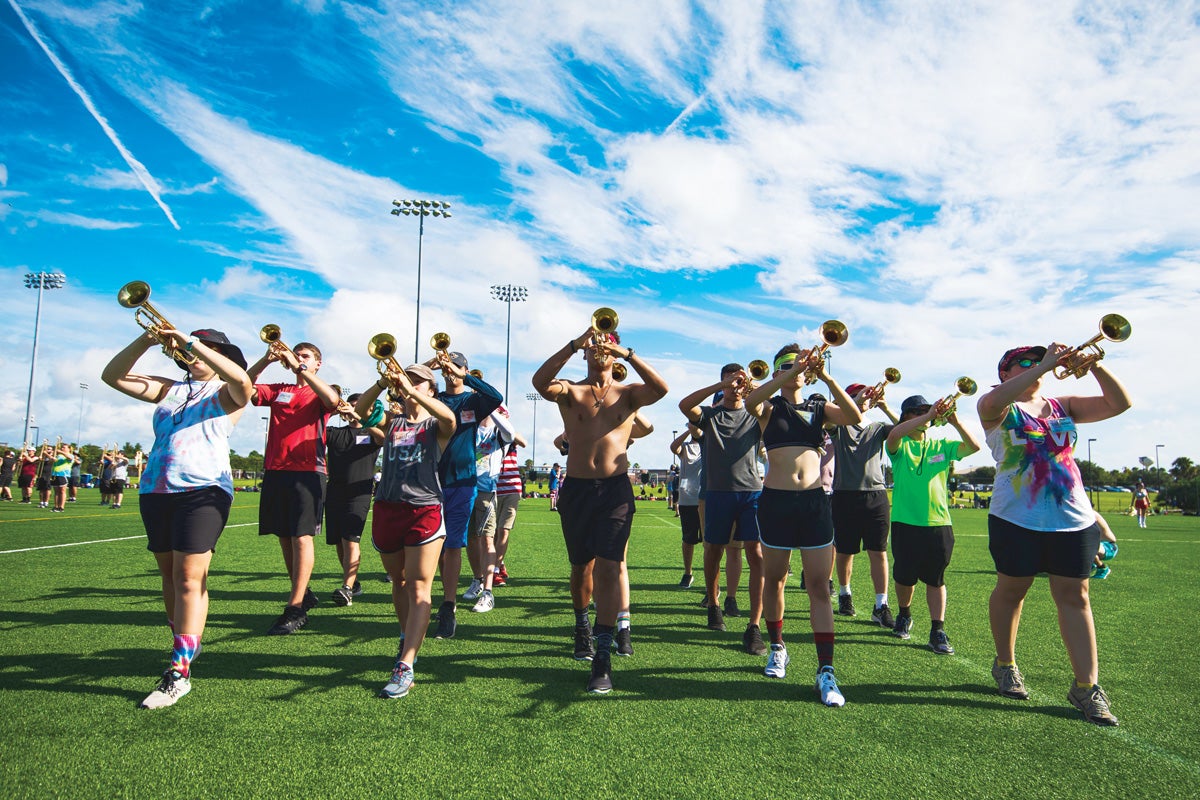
391 198 452 362
1087 438 1097 508
490 284 528 400
525 392 541 475
76 383 88 446
1155 444 1165 487
22 271 66 446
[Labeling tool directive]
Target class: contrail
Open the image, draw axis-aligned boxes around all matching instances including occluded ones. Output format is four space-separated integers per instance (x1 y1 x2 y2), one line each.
8 0 181 230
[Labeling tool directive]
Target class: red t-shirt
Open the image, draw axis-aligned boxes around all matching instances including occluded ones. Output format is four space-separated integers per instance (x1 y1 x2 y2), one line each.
253 383 331 473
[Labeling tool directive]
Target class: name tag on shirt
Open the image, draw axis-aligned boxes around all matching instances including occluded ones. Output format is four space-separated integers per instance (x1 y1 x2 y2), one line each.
354 435 372 446
276 392 295 404
460 410 476 424
930 454 946 464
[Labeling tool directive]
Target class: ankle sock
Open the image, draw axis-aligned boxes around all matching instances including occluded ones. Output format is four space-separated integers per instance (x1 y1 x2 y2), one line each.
814 631 835 670
875 593 887 607
616 612 631 631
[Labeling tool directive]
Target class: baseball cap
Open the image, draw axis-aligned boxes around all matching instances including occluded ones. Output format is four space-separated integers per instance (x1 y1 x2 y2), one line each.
998 345 1047 377
447 351 468 369
845 383 868 397
404 364 437 385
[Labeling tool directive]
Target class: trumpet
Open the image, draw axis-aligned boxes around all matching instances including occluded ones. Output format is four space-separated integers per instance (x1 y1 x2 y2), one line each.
932 377 977 426
469 368 484 380
118 281 197 365
802 320 849 385
430 332 451 353
748 360 771 381
590 307 619 347
1054 314 1131 380
368 333 404 383
259 324 297 362
865 367 902 402
612 363 628 382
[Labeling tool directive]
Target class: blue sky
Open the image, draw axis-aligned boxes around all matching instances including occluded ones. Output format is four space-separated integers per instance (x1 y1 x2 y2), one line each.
2 0 1197 474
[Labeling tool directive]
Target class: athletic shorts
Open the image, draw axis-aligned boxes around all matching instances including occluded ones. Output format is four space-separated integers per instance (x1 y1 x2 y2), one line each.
757 487 834 550
988 516 1101 579
1134 497 1149 510
558 475 635 565
891 522 955 587
51 476 68 488
832 490 891 554
703 490 762 546
68 476 80 488
258 470 326 538
109 479 127 494
324 493 371 544
1 472 13 488
441 485 478 550
495 492 520 531
18 474 34 490
471 491 497 538
140 486 232 554
372 500 445 554
36 477 50 492
679 504 701 545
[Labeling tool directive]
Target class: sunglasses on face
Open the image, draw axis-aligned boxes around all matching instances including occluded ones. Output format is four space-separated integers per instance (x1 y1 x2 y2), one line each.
1011 358 1037 369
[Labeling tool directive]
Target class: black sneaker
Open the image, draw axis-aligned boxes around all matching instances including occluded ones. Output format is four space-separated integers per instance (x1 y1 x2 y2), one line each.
871 604 895 629
615 627 633 657
331 586 353 607
892 614 913 639
351 581 363 597
266 604 307 635
301 588 319 611
929 629 955 655
433 601 457 639
743 624 767 655
836 593 856 617
707 605 726 631
573 623 596 661
798 574 806 590
678 572 694 589
724 595 740 617
587 651 613 694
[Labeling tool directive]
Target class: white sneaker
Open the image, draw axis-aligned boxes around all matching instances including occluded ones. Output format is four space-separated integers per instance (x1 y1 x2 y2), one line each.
463 579 483 602
471 589 495 613
816 667 845 707
139 670 191 709
764 643 790 678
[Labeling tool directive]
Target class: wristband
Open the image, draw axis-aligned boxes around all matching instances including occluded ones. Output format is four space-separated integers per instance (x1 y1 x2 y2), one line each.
295 363 308 374
624 347 635 361
567 339 577 353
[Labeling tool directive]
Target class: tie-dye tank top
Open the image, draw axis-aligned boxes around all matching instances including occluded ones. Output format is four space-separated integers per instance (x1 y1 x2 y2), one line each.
141 379 235 497
987 398 1093 532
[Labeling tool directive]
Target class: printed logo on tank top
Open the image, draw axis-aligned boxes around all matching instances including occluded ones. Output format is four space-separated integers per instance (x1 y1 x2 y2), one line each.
1007 416 1077 450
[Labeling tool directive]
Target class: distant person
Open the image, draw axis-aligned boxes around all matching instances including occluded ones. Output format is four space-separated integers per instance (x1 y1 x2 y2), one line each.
17 447 37 503
670 425 704 589
50 442 73 512
68 451 82 502
325 392 381 606
492 434 527 586
109 452 129 510
548 462 562 510
1 449 16 501
1132 482 1150 528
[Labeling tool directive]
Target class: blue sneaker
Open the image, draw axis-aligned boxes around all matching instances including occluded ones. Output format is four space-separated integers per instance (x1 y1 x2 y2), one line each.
1100 541 1118 561
1091 565 1111 580
379 661 414 699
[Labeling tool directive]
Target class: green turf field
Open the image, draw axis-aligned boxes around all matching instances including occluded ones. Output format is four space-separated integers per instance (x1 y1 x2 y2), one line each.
1 491 1198 799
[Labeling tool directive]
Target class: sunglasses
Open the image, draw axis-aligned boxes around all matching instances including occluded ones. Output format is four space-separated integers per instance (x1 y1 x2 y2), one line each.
1009 357 1038 369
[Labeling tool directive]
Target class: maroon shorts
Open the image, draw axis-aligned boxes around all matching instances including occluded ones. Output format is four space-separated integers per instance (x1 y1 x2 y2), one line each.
371 500 445 554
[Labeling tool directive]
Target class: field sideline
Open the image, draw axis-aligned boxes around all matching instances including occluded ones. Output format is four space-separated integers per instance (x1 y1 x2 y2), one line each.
1 491 1198 800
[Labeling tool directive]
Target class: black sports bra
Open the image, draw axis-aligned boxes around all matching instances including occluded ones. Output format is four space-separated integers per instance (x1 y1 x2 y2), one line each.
762 396 826 451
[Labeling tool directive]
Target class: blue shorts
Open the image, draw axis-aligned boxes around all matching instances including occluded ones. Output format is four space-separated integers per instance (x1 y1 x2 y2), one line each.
441 485 478 550
703 490 761 546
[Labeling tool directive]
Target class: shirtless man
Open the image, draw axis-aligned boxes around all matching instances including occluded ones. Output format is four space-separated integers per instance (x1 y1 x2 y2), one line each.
532 328 668 694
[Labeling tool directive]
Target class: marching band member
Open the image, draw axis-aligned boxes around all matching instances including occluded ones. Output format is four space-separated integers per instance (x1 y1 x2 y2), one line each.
102 326 252 709
355 363 456 699
977 343 1131 725
744 345 862 706
533 326 668 694
325 392 382 606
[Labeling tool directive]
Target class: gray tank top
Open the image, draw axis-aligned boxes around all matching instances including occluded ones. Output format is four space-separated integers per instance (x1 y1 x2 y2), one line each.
376 416 443 506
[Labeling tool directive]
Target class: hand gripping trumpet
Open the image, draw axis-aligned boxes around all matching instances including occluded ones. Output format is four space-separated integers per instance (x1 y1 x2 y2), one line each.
932 377 977 426
117 281 197 365
590 307 619 350
1053 314 1131 380
259 324 297 362
802 320 849 385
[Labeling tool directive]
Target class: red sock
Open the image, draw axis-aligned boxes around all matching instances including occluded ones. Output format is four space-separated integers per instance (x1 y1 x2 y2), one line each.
766 619 784 644
814 631 835 669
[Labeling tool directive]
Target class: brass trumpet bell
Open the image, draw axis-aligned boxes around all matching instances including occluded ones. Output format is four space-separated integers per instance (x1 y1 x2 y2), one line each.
469 369 484 380
369 333 403 381
802 319 850 385
866 367 901 401
259 324 282 344
591 307 619 336
117 280 196 364
612 363 628 382
430 332 451 352
748 360 771 381
1054 313 1132 380
932 376 976 426
117 280 150 308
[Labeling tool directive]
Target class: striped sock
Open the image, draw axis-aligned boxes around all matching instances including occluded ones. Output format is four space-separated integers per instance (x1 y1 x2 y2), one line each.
170 634 201 678
616 611 631 631
814 631 835 670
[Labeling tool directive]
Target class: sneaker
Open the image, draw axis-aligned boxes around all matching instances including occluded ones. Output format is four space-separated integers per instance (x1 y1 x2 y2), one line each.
816 667 845 707
471 590 495 613
992 659 1030 700
67 497 76 502
1068 683 1119 726
139 669 191 709
266 604 307 635
379 661 414 699
764 643 790 678
871 604 895 629
301 588 319 611
493 570 507 587
351 580 364 597
110 504 121 509
1091 565 1111 580
615 627 633 656
1100 541 1118 561
929 629 955 655
587 651 613 694
573 623 596 661
332 586 353 607
743 624 767 655
463 578 483 602
707 605 726 632
892 614 913 640
433 602 457 639
836 593 856 617
724 596 740 617
679 572 694 589
798 574 805 590
382 573 393 583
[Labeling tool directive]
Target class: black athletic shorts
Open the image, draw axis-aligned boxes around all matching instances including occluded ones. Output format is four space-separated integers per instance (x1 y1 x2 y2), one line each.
757 487 834 550
557 475 635 565
891 522 954 587
259 470 326 538
1 472 14 488
51 476 68 488
18 473 34 490
108 479 127 494
679 504 701 545
68 476 80 488
36 477 50 492
988 515 1101 579
140 486 232 554
832 490 890 555
325 493 371 544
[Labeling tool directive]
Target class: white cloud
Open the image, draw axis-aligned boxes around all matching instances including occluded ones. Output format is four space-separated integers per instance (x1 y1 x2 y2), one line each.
35 210 141 229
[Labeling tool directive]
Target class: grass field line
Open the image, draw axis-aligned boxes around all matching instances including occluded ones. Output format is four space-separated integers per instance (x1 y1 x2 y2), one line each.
0 522 259 555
